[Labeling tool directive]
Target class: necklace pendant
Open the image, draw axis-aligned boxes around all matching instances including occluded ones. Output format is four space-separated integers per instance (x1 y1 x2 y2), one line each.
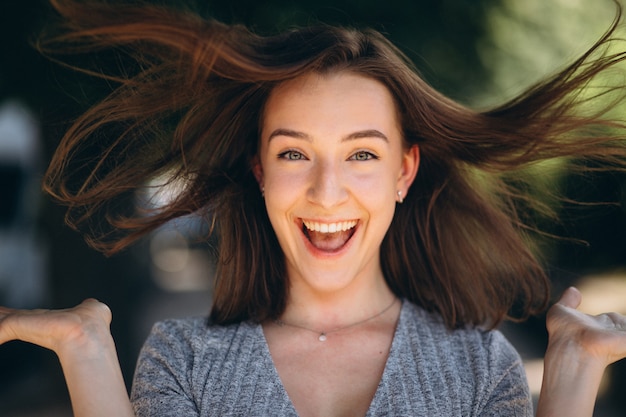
318 333 327 342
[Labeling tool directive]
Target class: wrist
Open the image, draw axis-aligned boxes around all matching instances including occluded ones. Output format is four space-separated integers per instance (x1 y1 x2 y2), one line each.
537 340 606 417
55 317 115 362
544 334 607 376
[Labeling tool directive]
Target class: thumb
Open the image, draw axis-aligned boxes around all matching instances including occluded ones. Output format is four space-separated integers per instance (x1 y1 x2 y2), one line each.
557 286 582 309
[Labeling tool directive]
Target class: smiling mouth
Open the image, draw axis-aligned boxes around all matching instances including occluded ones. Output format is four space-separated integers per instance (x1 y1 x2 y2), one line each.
301 220 358 252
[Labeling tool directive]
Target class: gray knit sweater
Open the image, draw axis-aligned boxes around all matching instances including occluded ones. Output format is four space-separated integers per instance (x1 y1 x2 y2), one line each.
131 301 532 416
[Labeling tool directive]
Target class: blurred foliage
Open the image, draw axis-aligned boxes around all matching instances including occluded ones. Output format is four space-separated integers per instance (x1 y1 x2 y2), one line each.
480 0 626 275
477 0 621 106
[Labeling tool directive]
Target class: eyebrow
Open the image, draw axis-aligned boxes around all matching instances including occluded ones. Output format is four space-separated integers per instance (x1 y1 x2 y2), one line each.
267 128 312 142
267 128 389 143
343 129 389 143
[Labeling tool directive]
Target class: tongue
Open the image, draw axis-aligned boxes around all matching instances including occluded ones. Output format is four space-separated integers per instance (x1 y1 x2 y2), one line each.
307 230 352 251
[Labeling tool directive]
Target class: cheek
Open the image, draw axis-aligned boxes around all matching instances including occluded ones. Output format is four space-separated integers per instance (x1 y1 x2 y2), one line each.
354 167 400 208
263 170 305 221
348 177 397 232
350 170 398 200
265 169 306 195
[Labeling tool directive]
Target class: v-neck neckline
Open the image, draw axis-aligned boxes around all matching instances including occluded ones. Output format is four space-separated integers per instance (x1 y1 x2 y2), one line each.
255 300 407 417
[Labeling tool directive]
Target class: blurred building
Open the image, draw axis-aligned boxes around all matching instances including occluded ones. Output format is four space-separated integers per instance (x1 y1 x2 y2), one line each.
0 99 47 308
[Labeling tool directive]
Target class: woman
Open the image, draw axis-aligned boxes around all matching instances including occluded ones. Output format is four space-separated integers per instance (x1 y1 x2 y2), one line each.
2 0 626 415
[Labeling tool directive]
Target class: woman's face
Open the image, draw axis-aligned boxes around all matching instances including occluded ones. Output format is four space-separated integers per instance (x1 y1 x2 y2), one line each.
255 71 419 296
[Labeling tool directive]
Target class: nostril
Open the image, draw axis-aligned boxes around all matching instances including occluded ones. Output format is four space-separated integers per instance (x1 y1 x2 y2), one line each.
307 173 348 207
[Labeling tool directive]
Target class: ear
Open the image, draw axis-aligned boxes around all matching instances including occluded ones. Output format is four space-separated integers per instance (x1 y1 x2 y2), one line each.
252 155 264 188
396 145 420 200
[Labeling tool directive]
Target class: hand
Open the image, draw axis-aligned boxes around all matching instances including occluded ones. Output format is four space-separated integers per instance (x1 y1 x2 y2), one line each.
537 287 626 417
0 299 113 357
546 286 626 368
0 300 135 417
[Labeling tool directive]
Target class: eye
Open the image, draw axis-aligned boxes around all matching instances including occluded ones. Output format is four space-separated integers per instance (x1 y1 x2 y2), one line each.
278 150 307 161
350 151 377 161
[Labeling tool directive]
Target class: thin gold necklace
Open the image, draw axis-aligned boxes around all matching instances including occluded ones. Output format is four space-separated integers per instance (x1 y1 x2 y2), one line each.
274 298 398 342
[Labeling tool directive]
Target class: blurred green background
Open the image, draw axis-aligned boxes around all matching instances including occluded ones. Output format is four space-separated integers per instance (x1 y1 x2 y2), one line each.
1 0 625 415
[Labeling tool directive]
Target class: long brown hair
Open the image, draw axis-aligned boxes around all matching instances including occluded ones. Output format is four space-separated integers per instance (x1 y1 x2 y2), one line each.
40 0 626 328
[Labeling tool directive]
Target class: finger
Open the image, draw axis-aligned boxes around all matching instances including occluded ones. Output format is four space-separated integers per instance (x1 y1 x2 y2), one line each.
557 286 582 309
0 307 19 345
79 299 113 325
0 300 113 348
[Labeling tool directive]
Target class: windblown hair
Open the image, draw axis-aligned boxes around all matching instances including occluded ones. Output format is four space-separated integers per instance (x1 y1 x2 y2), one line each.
41 0 626 328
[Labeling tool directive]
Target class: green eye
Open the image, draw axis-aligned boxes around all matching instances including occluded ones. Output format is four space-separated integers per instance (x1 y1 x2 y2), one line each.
351 151 375 161
279 150 306 160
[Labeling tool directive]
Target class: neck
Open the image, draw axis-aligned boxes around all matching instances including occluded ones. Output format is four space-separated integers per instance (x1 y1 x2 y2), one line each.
281 278 398 331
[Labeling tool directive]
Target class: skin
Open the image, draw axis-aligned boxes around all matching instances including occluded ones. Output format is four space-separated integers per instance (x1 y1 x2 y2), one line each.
536 287 626 417
254 71 419 325
255 71 419 416
0 72 625 416
0 300 134 416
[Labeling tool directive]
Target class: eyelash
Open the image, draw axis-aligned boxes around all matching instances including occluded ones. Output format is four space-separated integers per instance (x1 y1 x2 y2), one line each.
278 150 307 160
349 151 378 161
277 150 379 161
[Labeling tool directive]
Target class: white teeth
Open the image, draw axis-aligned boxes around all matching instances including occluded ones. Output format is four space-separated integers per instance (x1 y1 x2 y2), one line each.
302 220 357 233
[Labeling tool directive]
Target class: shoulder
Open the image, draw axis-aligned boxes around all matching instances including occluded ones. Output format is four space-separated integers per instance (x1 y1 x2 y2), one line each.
146 316 238 344
132 316 262 386
132 317 291 416
400 301 520 363
131 317 266 412
396 301 527 397
140 316 259 360
383 301 531 415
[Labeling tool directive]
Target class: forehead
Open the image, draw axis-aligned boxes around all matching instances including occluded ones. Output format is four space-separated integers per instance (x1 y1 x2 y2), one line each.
261 71 401 139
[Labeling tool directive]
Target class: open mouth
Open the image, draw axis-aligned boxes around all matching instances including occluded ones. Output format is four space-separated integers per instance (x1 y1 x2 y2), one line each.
301 219 358 252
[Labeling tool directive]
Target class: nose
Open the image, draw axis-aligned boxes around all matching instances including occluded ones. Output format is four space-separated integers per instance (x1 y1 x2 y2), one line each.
307 160 348 208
